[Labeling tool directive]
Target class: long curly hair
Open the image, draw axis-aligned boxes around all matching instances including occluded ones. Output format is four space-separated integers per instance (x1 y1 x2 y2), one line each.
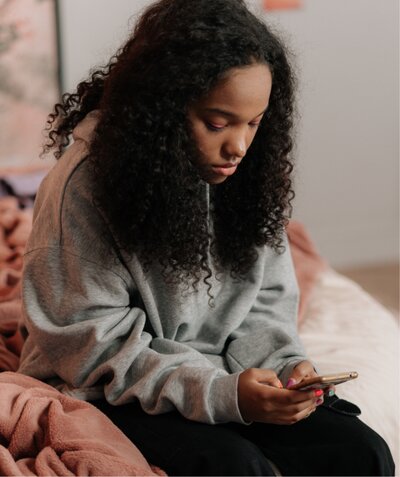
44 0 296 291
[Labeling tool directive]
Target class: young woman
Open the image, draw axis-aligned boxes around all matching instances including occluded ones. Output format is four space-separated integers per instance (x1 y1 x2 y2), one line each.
18 0 394 475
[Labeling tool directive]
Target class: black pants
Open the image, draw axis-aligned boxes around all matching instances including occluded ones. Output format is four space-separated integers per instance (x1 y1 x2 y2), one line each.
91 396 395 476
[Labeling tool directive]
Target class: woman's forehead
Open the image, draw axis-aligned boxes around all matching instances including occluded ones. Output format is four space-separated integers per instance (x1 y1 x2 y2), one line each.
194 64 272 119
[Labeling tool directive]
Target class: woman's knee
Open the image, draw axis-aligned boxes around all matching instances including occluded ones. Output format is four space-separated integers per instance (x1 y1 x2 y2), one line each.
351 424 395 476
363 429 395 475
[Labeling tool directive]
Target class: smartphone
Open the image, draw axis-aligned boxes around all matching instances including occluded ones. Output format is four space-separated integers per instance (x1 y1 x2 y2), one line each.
289 371 358 391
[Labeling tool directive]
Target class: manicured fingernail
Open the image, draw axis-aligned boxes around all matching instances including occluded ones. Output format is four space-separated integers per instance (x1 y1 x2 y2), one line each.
314 389 323 397
316 398 324 405
286 378 297 388
328 389 335 397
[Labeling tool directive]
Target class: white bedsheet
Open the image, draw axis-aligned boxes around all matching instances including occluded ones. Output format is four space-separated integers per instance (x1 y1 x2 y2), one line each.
299 269 399 471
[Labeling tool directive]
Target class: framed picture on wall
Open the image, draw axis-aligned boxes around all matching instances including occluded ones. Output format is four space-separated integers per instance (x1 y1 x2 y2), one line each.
263 0 302 10
0 0 60 183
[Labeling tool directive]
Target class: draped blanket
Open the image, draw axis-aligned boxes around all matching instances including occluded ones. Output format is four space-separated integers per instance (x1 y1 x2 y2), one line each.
0 372 166 476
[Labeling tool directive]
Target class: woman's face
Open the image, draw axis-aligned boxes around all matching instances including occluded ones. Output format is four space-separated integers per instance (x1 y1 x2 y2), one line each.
188 63 272 185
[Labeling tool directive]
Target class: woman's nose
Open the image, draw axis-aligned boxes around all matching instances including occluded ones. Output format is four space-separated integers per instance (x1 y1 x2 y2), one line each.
222 135 247 160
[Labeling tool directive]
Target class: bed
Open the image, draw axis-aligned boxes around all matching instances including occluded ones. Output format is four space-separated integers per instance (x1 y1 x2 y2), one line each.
0 198 398 475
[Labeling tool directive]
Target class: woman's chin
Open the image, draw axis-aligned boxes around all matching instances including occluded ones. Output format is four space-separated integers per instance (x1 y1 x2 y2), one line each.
199 170 230 185
206 176 228 185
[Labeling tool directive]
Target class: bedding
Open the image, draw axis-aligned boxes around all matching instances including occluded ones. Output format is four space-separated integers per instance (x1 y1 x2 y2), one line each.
0 372 166 476
299 269 399 469
0 196 398 474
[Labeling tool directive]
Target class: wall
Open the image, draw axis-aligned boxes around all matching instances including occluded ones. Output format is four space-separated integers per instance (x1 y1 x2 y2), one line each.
57 0 150 91
253 0 399 268
58 0 399 268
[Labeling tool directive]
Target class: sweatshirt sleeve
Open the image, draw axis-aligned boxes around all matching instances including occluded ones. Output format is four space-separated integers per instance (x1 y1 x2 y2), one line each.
21 246 245 425
224 233 309 384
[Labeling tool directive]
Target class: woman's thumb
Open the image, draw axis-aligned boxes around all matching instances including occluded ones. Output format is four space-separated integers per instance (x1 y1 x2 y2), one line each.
256 369 283 388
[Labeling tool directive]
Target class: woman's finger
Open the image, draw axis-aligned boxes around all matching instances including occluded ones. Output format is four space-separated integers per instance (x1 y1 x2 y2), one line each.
273 403 318 425
302 405 317 420
282 388 323 404
324 384 336 397
251 368 283 388
281 389 325 414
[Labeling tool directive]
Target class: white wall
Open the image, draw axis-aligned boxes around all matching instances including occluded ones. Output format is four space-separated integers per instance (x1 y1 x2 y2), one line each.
253 0 399 268
58 0 150 91
58 0 399 268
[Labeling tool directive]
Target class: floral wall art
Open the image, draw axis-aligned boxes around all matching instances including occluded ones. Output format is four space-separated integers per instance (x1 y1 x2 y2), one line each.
0 0 59 175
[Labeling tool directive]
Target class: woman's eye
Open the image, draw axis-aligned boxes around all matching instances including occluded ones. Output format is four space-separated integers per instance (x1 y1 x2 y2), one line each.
249 122 261 129
205 122 225 132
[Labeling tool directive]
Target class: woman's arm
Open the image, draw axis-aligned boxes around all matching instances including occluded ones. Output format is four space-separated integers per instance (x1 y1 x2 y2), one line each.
222 233 323 422
225 233 309 384
20 245 247 425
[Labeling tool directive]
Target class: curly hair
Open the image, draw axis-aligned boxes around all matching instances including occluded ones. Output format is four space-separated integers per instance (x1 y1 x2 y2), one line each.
44 0 296 291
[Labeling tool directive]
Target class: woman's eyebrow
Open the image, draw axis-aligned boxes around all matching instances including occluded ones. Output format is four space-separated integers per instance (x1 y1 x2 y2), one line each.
204 107 268 119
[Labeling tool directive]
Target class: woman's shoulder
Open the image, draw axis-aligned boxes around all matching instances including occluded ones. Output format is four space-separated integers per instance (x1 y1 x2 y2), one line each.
34 143 89 215
38 110 100 209
27 141 105 257
38 110 99 201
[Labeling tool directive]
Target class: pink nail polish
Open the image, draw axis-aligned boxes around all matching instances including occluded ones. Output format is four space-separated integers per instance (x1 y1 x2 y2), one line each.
286 378 297 388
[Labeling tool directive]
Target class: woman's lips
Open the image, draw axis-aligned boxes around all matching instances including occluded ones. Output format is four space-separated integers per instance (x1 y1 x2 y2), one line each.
211 164 238 176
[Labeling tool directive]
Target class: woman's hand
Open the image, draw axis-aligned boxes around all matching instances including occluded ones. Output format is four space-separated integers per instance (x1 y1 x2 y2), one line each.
286 360 318 387
286 360 335 399
238 368 323 425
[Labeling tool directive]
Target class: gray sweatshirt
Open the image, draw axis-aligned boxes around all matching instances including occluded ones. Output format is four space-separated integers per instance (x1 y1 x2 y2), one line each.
18 112 308 425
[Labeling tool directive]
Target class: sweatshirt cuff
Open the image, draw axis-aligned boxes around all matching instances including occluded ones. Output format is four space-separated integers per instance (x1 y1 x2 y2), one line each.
209 372 248 424
278 359 306 388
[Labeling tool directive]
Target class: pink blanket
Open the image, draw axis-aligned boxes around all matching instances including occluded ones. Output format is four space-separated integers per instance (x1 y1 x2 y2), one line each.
0 372 165 476
286 220 328 322
0 196 29 372
0 196 327 475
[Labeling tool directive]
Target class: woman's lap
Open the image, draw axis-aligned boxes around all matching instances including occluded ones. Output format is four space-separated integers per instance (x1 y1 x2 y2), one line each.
91 398 394 476
230 403 394 476
92 398 275 475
